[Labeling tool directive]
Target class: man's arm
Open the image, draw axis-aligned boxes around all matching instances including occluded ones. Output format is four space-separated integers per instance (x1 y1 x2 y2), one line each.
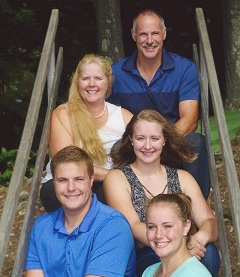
25 222 45 276
25 270 44 277
174 100 199 136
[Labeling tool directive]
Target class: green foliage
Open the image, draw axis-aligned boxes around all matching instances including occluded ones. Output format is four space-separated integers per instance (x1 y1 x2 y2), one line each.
1 60 35 96
197 110 240 153
0 1 41 128
0 147 37 187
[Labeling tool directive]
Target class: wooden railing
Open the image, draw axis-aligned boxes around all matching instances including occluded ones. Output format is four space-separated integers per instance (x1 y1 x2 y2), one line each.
195 8 240 276
0 9 63 276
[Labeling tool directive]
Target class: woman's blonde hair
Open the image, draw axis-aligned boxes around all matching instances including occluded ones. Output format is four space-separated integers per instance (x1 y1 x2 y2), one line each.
56 54 113 165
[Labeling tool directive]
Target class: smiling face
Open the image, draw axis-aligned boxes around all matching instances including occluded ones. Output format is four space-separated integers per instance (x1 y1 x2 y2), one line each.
131 119 166 164
132 13 166 60
146 203 190 260
78 62 108 105
53 161 93 214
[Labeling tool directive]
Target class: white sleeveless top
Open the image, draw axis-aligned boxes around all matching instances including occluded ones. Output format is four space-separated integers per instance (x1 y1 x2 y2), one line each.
42 102 125 182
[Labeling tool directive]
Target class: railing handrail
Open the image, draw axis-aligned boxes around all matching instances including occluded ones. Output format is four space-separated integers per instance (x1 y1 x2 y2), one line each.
0 9 60 274
195 7 240 274
11 47 63 277
193 41 232 276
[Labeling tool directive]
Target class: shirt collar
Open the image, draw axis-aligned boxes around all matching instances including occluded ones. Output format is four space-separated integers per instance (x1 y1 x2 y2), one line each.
122 47 175 72
53 193 100 235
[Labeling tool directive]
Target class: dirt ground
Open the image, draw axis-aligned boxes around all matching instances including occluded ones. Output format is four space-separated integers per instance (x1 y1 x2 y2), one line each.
0 132 240 276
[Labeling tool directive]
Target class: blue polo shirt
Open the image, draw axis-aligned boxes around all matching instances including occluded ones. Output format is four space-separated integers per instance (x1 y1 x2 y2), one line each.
108 48 199 123
25 194 136 277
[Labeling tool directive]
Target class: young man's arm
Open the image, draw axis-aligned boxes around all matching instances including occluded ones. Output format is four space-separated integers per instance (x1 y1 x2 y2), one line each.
25 269 44 277
25 220 45 276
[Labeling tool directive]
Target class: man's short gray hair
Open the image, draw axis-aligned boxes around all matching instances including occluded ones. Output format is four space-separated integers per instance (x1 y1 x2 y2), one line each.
132 9 166 34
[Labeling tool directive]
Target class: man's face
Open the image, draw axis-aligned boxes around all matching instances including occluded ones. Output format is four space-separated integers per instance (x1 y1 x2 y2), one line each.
53 161 93 214
132 14 166 60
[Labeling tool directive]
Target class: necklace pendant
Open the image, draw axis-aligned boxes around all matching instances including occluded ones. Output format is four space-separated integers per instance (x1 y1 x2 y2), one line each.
94 101 107 119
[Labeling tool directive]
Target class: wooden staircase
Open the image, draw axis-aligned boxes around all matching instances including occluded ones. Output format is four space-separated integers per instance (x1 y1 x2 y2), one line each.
0 8 239 276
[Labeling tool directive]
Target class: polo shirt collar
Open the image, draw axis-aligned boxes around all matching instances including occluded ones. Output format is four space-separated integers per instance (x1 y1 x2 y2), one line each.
122 47 175 72
122 50 138 71
53 193 100 235
162 48 175 70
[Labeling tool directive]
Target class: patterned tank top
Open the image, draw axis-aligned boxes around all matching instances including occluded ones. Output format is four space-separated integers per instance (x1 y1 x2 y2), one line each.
121 165 182 248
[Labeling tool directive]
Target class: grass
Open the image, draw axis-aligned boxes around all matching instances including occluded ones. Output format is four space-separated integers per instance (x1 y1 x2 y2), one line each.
196 110 240 153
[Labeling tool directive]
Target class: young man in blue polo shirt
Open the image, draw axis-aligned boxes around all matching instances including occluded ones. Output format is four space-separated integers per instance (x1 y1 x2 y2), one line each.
25 146 136 277
108 9 210 200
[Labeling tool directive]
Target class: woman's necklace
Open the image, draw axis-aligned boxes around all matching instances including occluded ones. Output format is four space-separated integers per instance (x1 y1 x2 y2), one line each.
141 182 168 198
94 101 107 119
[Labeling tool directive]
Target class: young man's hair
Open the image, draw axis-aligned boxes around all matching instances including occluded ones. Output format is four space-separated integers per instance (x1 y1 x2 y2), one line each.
51 146 94 178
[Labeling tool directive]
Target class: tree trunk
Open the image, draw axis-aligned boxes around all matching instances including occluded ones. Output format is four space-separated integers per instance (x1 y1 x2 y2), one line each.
95 0 124 64
222 0 240 109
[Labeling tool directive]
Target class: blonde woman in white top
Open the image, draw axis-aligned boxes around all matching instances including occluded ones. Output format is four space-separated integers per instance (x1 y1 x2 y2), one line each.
40 54 133 211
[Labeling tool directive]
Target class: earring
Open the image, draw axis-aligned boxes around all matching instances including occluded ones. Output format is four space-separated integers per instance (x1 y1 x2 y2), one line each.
184 232 188 237
163 142 165 146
